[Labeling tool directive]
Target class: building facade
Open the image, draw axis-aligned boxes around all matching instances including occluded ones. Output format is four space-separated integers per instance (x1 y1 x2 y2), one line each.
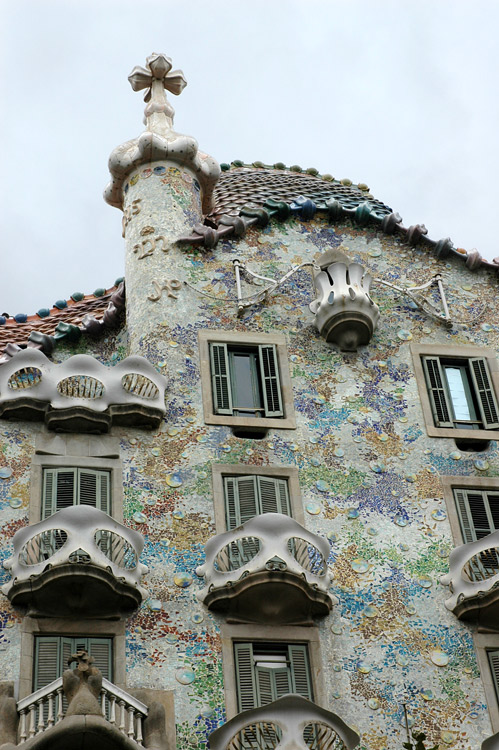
0 53 499 750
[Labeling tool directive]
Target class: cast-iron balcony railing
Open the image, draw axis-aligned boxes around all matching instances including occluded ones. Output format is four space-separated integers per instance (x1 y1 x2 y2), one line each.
16 677 148 746
0 350 167 432
208 694 359 750
441 529 499 629
2 506 148 618
196 513 334 624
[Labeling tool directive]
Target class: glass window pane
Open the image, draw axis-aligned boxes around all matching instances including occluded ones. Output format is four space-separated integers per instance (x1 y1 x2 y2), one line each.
444 366 477 421
231 352 262 414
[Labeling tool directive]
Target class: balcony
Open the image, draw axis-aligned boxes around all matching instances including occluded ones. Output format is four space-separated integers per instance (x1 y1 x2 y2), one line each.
309 255 379 352
2 506 147 618
208 694 359 750
441 529 499 629
0 350 166 432
196 513 333 625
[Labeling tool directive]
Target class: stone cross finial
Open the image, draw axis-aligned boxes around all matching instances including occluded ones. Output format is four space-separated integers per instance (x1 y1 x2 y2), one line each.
128 53 187 125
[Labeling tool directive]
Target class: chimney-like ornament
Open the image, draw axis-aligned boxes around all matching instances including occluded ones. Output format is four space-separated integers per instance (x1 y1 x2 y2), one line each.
309 248 380 351
104 53 220 214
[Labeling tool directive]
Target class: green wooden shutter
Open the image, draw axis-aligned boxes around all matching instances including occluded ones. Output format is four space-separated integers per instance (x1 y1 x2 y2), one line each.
210 343 233 415
235 476 259 526
87 638 113 681
489 650 499 702
42 469 57 519
234 643 257 712
34 636 64 690
42 469 76 518
469 358 499 429
289 644 313 700
454 489 478 544
257 476 291 515
258 345 283 417
255 667 275 705
273 667 293 699
77 469 110 512
224 477 239 531
422 357 453 427
487 493 499 530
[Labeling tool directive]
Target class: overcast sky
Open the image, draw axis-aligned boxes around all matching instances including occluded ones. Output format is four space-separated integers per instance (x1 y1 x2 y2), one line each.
1 0 498 316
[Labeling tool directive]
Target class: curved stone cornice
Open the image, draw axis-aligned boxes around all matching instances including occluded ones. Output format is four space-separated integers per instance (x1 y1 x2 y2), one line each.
104 54 220 215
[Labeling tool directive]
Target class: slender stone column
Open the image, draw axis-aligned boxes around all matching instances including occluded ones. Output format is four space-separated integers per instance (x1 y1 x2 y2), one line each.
104 53 219 354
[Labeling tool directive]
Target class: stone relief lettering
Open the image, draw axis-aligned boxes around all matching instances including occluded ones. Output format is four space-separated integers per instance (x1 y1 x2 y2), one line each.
133 236 167 259
121 198 142 236
148 279 182 302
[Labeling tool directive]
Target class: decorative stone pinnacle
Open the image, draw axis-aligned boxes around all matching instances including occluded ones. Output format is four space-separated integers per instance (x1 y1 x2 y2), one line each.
128 53 187 125
104 53 220 214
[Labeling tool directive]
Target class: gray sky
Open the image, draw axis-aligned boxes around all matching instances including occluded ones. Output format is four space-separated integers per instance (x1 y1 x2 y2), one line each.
1 0 498 315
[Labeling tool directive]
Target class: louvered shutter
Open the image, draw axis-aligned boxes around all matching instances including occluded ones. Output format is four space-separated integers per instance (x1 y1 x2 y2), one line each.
234 476 259 526
454 490 478 544
258 345 283 417
422 357 453 427
289 644 313 700
489 650 499 702
42 470 57 519
234 643 257 712
55 470 77 512
273 667 293 699
210 344 233 415
34 636 63 690
78 470 98 508
255 667 275 706
257 476 291 515
487 493 499 530
87 638 113 681
469 358 499 429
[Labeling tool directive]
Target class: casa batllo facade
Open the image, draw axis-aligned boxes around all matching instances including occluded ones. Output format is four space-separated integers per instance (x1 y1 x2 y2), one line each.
0 53 499 750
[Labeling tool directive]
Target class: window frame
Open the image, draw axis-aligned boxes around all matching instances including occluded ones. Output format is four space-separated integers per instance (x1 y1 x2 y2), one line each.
220 623 326 719
474 633 499 733
30 434 123 523
199 331 296 431
211 464 304 534
411 344 499 440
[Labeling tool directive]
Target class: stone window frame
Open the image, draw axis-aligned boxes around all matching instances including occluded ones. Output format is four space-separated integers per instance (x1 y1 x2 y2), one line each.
411 343 499 441
19 616 126 700
440 475 499 546
220 623 326 720
211 464 304 534
474 633 499 732
30 434 123 524
198 330 296 431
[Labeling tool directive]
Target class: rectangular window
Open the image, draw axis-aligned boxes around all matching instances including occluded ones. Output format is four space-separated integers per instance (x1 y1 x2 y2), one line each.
489 650 499 704
422 356 499 430
42 468 111 519
234 642 312 712
455 488 499 578
224 475 291 529
210 343 283 419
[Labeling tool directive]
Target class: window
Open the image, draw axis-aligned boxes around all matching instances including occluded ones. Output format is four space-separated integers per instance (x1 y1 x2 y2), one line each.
34 635 113 691
454 487 499 579
234 641 312 712
211 465 303 533
42 468 111 518
199 331 296 432
474 634 499 731
412 345 499 442
422 356 499 430
489 650 499 704
224 475 291 529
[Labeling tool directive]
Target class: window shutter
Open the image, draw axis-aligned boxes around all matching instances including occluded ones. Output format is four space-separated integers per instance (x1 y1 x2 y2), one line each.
224 477 239 531
255 667 275 705
54 470 77 512
234 476 259 526
87 638 113 681
487 493 499 530
422 357 453 427
257 476 291 516
78 470 98 508
273 667 293 699
258 345 283 417
42 469 58 519
210 344 233 415
34 636 63 690
454 489 478 544
289 644 313 700
234 643 257 712
489 650 499 702
469 358 499 429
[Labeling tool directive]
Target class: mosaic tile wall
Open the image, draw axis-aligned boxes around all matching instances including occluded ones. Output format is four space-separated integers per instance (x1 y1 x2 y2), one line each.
1 187 499 749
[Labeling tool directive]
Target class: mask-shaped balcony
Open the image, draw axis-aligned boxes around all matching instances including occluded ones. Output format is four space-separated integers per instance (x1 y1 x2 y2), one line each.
441 529 499 629
196 513 333 625
309 252 379 352
2 506 147 618
0 350 166 432
2 650 170 750
208 694 359 750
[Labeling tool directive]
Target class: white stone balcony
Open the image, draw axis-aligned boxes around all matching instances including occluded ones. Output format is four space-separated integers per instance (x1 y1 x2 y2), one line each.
441 529 499 629
15 676 148 748
196 513 333 624
0 350 166 432
2 506 147 618
309 257 380 351
208 694 359 750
